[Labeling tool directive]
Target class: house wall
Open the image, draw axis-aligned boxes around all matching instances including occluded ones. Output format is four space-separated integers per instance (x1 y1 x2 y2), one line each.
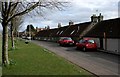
118 39 120 55
71 37 79 42
84 37 119 55
34 37 47 41
34 36 60 42
49 37 60 42
103 38 119 54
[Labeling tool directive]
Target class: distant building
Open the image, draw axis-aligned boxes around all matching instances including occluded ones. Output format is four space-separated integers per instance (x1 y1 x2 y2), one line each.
36 27 46 32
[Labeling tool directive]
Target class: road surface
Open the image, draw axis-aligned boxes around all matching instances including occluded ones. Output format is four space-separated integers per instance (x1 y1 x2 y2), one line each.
32 40 119 76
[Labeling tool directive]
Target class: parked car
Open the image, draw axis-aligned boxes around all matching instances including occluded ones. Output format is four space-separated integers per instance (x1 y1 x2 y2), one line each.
27 37 32 40
58 37 74 46
22 36 26 39
76 38 97 51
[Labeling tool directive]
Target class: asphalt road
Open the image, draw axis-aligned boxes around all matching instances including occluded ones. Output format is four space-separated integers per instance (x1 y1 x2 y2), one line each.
32 40 119 76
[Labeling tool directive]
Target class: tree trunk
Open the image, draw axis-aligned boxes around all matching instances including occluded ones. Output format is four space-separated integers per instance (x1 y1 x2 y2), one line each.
2 24 10 65
11 21 15 49
17 32 19 37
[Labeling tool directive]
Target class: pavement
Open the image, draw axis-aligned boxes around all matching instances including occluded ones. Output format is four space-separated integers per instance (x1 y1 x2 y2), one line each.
32 40 119 77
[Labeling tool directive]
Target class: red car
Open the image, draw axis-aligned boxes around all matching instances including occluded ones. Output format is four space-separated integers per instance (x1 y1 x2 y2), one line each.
58 37 74 46
76 38 97 51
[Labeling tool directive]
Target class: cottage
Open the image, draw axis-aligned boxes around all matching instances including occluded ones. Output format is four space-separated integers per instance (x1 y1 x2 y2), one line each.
84 18 120 54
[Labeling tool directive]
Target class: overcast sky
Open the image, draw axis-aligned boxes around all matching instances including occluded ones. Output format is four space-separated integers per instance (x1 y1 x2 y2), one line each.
0 0 120 32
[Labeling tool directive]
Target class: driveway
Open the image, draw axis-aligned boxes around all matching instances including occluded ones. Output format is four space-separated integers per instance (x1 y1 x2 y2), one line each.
32 40 119 76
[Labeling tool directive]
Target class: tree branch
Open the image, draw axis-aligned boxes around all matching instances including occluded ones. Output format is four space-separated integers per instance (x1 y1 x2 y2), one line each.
7 2 39 23
9 2 19 16
6 2 12 19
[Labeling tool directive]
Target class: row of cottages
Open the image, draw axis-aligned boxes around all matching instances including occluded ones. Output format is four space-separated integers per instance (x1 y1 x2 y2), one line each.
34 14 102 42
34 13 120 55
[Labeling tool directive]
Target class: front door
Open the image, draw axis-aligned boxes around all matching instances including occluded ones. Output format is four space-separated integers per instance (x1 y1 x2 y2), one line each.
100 38 103 49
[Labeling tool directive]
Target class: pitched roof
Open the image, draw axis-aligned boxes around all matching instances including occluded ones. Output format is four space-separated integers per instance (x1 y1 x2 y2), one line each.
34 22 91 37
34 30 47 37
48 28 59 37
61 22 91 37
34 27 65 37
52 26 69 37
85 18 120 38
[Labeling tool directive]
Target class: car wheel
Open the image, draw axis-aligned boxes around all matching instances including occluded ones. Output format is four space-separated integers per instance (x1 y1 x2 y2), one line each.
95 48 98 51
76 47 79 50
83 47 86 52
59 43 62 46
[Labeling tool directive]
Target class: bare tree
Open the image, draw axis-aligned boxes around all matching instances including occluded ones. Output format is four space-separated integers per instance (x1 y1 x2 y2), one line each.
10 16 23 49
0 0 68 66
13 16 23 37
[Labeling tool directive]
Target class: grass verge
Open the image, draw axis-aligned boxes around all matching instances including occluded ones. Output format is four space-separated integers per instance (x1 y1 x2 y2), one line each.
3 39 95 76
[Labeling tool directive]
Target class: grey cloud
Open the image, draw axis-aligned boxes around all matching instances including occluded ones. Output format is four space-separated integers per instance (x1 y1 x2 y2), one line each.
22 0 118 30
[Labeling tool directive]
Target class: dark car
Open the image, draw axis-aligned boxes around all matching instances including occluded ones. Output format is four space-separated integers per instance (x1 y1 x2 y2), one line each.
76 38 97 51
58 37 74 46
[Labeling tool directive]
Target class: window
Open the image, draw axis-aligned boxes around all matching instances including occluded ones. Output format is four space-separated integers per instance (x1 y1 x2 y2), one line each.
70 30 75 35
63 37 72 40
79 40 87 43
56 31 60 34
59 31 63 35
88 40 95 43
79 40 83 43
77 26 80 32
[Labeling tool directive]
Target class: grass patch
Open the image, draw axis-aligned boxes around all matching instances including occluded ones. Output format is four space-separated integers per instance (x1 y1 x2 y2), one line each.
3 39 95 76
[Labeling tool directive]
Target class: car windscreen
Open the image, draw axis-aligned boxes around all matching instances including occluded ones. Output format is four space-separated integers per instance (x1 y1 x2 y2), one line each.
79 40 83 43
63 38 72 40
88 40 95 43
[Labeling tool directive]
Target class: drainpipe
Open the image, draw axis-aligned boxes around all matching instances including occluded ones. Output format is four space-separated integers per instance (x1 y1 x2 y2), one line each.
104 32 107 51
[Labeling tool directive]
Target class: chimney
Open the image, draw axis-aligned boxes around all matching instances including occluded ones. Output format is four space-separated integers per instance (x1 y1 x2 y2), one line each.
47 26 50 29
36 27 38 32
98 13 103 22
58 23 61 28
45 26 47 30
91 14 98 23
69 20 74 26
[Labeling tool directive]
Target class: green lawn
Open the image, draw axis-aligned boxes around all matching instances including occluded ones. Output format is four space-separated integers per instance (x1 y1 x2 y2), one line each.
3 39 95 76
